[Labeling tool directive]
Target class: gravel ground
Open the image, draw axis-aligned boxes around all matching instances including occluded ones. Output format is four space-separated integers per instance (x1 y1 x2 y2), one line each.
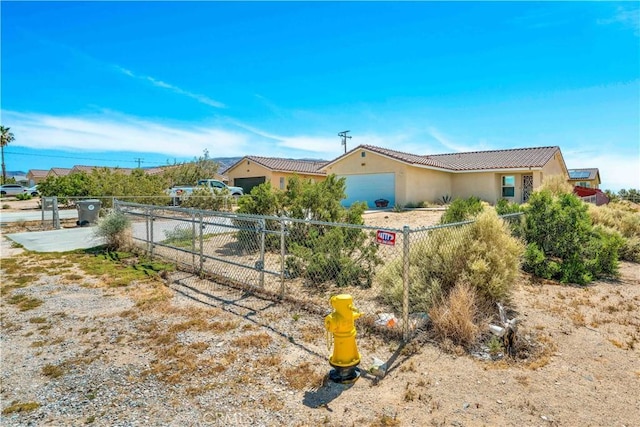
2 204 640 426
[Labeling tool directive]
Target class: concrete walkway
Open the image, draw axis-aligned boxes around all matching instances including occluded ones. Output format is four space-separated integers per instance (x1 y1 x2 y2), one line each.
3 227 105 253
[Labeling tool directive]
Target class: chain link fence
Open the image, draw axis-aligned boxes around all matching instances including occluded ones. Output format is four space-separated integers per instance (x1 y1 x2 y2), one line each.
115 200 523 345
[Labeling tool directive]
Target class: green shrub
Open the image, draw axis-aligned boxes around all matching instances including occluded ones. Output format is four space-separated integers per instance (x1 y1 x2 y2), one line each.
495 198 523 215
94 211 131 250
180 188 232 211
38 168 171 208
380 210 523 313
523 190 621 284
163 227 196 248
238 175 380 288
620 236 640 263
588 202 640 262
440 196 484 224
15 193 32 201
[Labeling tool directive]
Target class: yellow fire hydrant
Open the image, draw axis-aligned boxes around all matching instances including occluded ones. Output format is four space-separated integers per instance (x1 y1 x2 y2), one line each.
324 294 362 383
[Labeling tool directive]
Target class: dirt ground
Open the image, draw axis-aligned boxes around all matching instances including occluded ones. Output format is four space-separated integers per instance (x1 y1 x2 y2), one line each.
1 202 639 426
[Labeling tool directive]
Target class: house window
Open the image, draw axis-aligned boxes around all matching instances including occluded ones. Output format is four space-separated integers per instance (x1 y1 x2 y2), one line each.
502 176 515 198
577 181 590 188
279 177 285 190
361 151 366 157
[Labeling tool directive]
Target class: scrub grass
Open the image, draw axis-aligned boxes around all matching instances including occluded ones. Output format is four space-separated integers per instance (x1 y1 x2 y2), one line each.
1 402 41 415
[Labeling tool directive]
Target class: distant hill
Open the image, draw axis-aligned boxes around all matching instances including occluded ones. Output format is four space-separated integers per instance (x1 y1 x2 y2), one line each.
6 170 27 177
212 157 243 173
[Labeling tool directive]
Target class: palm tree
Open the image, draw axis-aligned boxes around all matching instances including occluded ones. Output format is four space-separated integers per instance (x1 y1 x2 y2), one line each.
1 126 15 185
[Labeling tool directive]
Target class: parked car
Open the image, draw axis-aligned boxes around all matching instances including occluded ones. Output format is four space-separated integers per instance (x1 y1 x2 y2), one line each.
168 179 244 205
27 185 39 196
0 184 28 197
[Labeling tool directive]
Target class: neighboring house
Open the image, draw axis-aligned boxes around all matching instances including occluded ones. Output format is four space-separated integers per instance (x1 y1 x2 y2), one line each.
568 168 601 189
320 144 569 208
10 175 28 186
223 156 327 195
47 168 73 178
573 186 609 206
26 169 49 186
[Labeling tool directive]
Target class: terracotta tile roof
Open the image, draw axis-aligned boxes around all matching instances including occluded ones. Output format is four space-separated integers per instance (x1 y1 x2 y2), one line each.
27 169 49 178
357 145 452 169
430 146 560 171
339 145 560 171
568 168 599 181
228 156 328 175
48 168 73 176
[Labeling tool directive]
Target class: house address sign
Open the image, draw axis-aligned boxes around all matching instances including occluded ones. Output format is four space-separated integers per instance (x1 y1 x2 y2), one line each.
376 230 396 246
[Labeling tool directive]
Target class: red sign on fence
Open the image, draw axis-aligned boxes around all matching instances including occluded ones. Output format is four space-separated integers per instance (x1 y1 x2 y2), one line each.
376 230 396 246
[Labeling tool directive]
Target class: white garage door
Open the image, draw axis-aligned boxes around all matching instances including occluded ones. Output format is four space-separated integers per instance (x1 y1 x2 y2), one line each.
340 173 395 209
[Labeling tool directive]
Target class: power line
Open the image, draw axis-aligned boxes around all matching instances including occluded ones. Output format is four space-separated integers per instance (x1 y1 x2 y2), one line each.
4 150 172 167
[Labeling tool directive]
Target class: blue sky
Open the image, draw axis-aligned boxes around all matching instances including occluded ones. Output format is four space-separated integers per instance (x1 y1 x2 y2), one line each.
1 1 638 191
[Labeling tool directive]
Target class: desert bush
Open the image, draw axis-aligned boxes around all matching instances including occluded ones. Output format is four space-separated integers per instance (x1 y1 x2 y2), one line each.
440 196 484 224
161 149 220 187
588 202 640 262
238 175 380 287
163 227 196 248
38 169 170 208
523 190 621 284
619 236 640 263
180 187 232 211
495 198 523 215
380 210 523 313
287 204 380 287
429 282 482 348
94 211 131 250
539 174 573 196
15 193 32 201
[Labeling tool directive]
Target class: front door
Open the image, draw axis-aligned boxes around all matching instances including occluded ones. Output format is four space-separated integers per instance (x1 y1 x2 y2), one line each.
522 175 533 203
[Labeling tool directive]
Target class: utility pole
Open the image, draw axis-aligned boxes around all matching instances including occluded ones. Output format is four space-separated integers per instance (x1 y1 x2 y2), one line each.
338 130 351 154
134 158 144 168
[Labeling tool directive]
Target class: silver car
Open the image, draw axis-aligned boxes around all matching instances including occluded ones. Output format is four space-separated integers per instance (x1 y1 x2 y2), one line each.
0 184 28 197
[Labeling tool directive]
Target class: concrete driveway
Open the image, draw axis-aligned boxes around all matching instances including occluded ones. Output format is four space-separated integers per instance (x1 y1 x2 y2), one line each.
3 227 104 253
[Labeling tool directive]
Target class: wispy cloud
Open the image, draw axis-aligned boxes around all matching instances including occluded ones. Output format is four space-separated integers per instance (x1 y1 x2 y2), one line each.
2 110 359 160
3 110 245 158
598 6 640 36
114 66 226 108
427 127 487 153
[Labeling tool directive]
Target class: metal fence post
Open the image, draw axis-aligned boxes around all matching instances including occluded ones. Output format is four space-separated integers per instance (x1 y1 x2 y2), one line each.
191 211 196 268
145 207 150 255
402 225 410 342
149 208 155 257
259 218 266 288
280 217 286 298
199 212 204 273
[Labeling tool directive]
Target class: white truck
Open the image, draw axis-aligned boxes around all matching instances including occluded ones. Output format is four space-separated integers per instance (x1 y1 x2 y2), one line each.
168 179 244 205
